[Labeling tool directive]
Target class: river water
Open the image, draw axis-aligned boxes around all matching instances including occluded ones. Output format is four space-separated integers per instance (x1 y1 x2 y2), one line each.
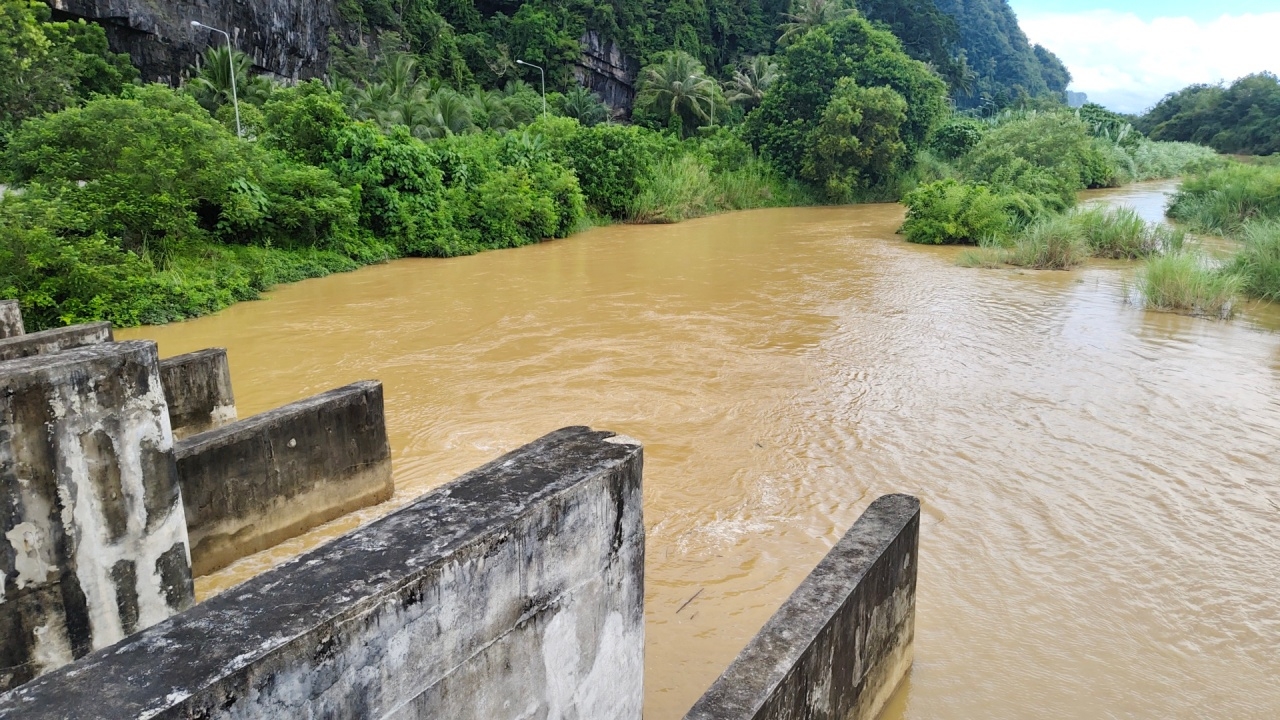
120 181 1280 719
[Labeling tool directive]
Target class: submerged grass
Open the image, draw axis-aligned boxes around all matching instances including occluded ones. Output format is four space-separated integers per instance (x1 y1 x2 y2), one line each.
1137 251 1242 317
1168 163 1280 236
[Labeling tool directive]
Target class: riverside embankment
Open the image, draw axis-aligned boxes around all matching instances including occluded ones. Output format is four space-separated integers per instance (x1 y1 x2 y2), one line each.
120 181 1280 719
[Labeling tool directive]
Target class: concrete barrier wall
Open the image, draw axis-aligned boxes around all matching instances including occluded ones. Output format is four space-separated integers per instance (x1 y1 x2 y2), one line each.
160 348 237 440
175 381 393 576
0 301 21 339
684 494 920 720
0 342 194 692
0 322 112 363
0 426 646 720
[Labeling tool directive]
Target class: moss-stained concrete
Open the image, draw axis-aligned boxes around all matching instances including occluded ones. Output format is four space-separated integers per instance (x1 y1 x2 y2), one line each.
0 341 194 691
174 381 392 575
159 348 237 440
0 323 112 363
0 427 645 720
684 494 920 720
0 302 21 339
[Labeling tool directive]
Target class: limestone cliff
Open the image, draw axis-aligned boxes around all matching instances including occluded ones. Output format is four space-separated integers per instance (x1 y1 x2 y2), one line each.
573 31 639 115
49 0 347 83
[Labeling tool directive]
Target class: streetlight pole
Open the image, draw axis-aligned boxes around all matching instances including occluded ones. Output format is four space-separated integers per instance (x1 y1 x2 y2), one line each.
191 21 242 138
515 59 546 118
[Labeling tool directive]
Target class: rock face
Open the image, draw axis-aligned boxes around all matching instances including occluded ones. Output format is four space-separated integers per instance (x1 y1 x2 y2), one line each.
574 31 640 116
49 0 345 83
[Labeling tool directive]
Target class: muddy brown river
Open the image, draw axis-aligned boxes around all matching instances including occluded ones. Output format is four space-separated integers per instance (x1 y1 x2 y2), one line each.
120 181 1280 719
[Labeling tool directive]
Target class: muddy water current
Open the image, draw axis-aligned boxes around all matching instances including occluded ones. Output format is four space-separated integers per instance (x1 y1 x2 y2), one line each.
120 181 1280 719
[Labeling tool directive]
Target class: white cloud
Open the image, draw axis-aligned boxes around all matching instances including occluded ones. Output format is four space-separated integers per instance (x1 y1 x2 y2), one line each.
1020 10 1280 114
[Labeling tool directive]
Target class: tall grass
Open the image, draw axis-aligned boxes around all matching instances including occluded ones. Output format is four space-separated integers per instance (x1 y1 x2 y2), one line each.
1073 206 1185 258
1167 163 1280 235
1128 140 1223 181
1137 251 1242 317
1003 213 1091 269
629 153 812 223
1223 219 1280 300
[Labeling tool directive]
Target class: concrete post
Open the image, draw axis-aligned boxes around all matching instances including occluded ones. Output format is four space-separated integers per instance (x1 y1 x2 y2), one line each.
0 301 22 339
0 322 113 363
159 348 237 440
0 341 194 691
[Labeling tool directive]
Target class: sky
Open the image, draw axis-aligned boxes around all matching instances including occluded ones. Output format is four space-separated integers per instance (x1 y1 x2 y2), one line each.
1008 1 1280 114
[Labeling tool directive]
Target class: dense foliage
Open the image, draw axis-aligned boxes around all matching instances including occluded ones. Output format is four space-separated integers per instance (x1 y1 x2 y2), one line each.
1136 73 1280 156
0 0 135 140
335 0 1070 110
745 14 947 200
901 109 1221 245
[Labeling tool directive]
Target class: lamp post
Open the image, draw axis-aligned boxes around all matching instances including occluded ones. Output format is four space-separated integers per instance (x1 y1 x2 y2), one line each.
190 20 242 138
515 59 546 118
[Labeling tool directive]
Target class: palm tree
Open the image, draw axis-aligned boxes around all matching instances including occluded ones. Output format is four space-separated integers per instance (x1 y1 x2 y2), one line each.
778 0 855 45
636 51 719 136
190 45 272 112
724 56 779 110
416 88 475 139
560 86 609 126
470 89 516 132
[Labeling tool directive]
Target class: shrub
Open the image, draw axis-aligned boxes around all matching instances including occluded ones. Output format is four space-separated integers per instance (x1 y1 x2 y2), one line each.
1138 251 1242 317
930 116 986 160
900 179 1010 244
628 153 715 223
550 120 667 219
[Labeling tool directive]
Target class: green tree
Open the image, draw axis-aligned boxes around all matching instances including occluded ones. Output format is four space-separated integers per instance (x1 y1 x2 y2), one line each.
635 51 721 137
0 0 135 138
558 86 609 127
745 15 947 183
802 79 908 200
778 0 854 46
724 55 779 111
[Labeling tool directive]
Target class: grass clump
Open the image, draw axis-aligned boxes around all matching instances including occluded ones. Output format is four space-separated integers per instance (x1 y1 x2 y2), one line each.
1167 163 1280 235
1222 220 1280 301
1137 251 1242 317
1003 214 1091 269
1074 206 1185 258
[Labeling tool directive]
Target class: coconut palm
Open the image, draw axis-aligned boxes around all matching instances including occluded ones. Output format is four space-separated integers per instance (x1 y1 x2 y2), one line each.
724 55 779 110
416 88 475 139
778 0 855 45
471 89 516 132
190 45 272 112
560 86 610 126
635 51 719 136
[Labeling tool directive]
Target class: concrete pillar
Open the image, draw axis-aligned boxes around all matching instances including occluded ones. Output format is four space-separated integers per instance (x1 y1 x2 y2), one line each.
0 341 194 691
0 301 22 339
159 348 237 440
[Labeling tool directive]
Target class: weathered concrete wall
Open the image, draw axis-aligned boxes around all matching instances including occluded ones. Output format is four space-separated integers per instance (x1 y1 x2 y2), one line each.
160 348 237 440
0 427 645 720
0 341 194 692
0 302 21 339
0 322 112 363
175 381 392 575
685 494 921 720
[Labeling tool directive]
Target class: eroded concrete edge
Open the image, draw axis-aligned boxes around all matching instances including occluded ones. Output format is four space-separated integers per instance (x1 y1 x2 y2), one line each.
684 493 921 720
